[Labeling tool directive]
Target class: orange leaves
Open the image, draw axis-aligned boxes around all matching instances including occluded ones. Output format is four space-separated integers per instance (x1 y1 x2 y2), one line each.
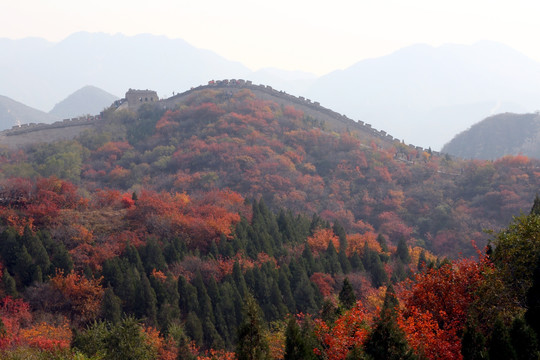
151 269 167 282
49 270 104 324
18 320 71 351
307 228 339 255
143 326 178 360
314 302 369 360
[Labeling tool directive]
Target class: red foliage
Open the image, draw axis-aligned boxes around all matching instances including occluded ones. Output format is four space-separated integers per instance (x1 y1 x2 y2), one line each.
95 141 133 162
310 272 335 297
129 189 243 250
399 257 488 359
314 302 370 360
0 296 32 349
0 177 81 229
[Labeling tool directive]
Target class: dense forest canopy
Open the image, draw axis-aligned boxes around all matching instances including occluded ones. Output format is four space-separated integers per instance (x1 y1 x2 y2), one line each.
0 88 539 359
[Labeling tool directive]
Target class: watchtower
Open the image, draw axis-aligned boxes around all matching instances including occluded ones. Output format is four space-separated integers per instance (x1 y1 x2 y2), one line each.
125 89 159 110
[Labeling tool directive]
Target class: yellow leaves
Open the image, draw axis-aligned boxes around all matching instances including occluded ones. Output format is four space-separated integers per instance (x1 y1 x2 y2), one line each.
173 191 190 206
409 246 436 268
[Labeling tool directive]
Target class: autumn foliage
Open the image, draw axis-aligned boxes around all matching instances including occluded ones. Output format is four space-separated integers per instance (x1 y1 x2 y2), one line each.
0 87 539 358
314 302 370 360
49 270 104 324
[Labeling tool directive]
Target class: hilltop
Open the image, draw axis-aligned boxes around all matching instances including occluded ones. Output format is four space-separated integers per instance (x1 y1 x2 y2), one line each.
0 81 405 152
442 112 540 160
49 85 119 119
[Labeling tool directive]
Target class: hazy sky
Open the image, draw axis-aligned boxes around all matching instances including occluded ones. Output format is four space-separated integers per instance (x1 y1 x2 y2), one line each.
2 0 540 75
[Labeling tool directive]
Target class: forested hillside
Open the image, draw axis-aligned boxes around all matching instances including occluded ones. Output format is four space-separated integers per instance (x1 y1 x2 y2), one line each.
0 87 539 359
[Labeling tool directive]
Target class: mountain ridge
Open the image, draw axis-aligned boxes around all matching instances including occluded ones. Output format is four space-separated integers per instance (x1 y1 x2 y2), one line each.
2 81 421 154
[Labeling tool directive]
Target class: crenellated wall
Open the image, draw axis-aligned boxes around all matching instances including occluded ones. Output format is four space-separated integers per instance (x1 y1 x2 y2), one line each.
0 81 440 156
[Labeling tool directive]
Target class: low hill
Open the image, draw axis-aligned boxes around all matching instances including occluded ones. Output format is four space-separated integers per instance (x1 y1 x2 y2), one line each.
0 94 60 130
441 112 540 160
49 85 119 118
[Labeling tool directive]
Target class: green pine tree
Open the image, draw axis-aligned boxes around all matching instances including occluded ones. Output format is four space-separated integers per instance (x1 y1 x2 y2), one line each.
185 311 204 346
525 255 540 338
284 316 317 360
324 241 342 275
531 194 540 215
510 316 538 360
488 318 516 360
395 238 411 264
236 293 270 360
339 277 356 310
2 269 17 297
461 321 487 360
364 284 416 360
102 287 122 324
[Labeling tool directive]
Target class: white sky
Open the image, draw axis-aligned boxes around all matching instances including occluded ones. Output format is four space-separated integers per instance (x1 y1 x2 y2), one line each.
2 0 540 75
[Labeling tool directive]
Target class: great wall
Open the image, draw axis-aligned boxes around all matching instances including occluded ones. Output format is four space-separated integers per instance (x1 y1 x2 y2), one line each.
0 81 438 156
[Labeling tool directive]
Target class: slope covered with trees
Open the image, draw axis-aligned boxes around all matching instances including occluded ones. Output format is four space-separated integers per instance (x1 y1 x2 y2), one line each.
0 87 539 358
2 88 538 256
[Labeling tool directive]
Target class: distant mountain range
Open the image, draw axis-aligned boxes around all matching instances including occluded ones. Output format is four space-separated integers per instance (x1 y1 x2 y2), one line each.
2 33 540 150
0 32 313 114
305 41 540 150
442 112 540 160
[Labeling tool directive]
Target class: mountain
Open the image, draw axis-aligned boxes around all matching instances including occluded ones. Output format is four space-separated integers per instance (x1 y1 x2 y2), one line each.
4 34 540 150
0 94 60 130
0 84 539 358
442 112 540 160
0 32 252 112
304 41 540 150
49 85 119 118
